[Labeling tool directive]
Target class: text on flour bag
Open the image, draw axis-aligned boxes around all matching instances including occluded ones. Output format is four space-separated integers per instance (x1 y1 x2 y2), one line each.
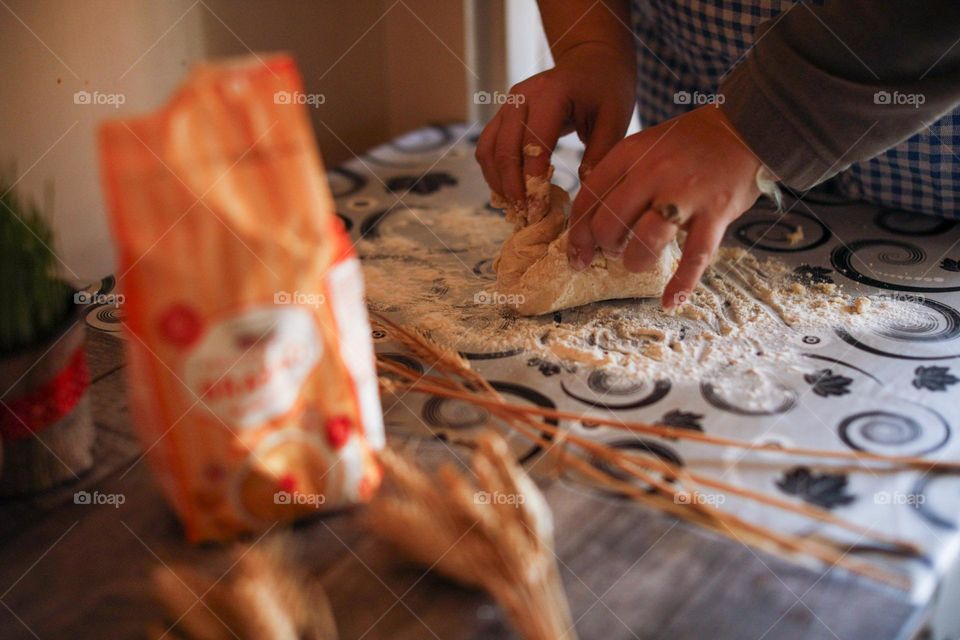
98 54 384 542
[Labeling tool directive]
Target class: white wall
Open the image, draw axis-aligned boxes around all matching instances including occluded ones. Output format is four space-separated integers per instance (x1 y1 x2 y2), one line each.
1 0 206 282
1 0 467 283
505 0 552 86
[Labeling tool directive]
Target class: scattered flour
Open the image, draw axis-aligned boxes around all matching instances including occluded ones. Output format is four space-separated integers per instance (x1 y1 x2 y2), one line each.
359 204 927 385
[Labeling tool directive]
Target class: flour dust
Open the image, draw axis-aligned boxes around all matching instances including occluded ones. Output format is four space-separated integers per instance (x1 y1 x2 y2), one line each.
359 204 926 410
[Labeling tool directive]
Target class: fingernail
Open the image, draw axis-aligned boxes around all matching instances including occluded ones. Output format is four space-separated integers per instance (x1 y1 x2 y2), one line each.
602 246 624 260
569 247 588 271
602 240 627 261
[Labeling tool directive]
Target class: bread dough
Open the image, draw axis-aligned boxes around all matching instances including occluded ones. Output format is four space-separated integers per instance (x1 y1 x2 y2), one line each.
493 182 680 316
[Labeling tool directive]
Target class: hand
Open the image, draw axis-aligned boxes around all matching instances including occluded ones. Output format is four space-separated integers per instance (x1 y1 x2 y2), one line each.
475 42 635 215
566 105 764 308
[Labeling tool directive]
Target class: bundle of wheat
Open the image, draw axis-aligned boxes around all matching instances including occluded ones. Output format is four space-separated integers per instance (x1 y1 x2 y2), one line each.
150 536 338 640
368 434 577 640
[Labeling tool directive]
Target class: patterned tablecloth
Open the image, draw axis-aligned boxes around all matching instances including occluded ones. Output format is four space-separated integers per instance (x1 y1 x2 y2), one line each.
86 123 960 608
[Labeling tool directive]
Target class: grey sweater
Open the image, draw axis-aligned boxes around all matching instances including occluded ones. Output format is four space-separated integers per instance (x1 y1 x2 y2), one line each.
719 0 960 189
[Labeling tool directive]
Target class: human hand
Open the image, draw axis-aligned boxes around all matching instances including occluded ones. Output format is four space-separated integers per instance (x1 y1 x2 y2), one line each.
475 42 635 218
566 105 764 308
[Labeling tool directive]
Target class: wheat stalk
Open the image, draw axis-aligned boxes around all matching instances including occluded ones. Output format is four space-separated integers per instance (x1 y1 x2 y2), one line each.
378 357 927 552
382 363 960 473
150 535 338 639
368 434 578 640
371 311 471 375
375 324 918 589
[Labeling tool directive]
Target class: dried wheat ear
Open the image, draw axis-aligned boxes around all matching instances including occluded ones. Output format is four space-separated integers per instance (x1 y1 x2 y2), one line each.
371 311 935 590
367 432 578 640
150 535 338 640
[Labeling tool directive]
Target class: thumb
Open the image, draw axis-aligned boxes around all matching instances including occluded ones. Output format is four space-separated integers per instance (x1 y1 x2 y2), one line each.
579 108 628 181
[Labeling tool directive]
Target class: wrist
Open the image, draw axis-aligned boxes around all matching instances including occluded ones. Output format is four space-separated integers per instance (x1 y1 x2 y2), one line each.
707 107 764 194
554 40 635 77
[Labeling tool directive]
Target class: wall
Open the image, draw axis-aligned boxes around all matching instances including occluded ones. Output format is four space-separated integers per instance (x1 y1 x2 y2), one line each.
1 0 468 282
199 0 469 163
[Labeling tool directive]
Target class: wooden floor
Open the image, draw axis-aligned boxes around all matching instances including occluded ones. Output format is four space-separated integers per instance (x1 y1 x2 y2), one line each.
0 329 926 639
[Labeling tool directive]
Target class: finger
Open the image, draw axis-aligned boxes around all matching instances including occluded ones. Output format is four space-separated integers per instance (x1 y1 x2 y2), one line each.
475 112 503 198
662 214 725 309
566 142 636 268
580 106 629 181
521 100 566 182
569 130 654 235
566 214 598 271
575 115 681 218
585 165 657 255
492 100 529 207
566 178 610 270
622 208 680 274
521 101 567 220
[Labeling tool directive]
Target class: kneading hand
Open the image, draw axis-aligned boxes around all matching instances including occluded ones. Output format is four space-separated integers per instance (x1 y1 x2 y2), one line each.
566 105 764 308
475 42 636 218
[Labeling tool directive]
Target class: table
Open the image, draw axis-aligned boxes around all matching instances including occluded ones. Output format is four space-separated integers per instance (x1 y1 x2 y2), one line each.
2 123 959 640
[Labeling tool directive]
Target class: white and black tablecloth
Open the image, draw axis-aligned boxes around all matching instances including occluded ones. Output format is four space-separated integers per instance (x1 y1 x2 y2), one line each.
85 123 960 606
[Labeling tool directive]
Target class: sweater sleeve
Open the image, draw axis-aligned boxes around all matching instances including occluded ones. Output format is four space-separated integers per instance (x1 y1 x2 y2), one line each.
719 1 960 190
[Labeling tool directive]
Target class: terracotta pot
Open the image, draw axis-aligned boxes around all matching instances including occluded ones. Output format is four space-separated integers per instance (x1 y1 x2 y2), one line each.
0 302 95 495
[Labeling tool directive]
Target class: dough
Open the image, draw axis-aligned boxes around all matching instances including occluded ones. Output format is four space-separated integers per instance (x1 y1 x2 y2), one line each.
493 181 680 316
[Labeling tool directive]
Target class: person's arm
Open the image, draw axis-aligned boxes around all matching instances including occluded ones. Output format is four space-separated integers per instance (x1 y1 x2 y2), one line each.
538 0 634 68
720 0 960 189
475 1 635 216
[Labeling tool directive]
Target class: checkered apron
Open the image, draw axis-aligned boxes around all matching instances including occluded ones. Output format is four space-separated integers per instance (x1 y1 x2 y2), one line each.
631 0 960 218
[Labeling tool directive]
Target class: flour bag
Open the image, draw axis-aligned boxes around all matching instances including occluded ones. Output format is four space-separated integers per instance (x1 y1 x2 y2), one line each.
99 55 384 541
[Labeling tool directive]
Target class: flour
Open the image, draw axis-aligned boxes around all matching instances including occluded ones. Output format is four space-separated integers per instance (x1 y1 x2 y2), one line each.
359 204 924 387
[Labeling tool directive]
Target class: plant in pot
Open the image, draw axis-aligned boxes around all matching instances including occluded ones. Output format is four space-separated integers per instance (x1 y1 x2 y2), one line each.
0 181 95 495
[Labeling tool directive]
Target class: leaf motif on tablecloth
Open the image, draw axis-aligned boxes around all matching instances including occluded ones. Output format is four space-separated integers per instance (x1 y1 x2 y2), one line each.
792 264 834 285
940 258 960 273
776 467 856 509
912 366 960 392
526 357 561 377
385 172 457 195
658 410 704 432
804 369 853 397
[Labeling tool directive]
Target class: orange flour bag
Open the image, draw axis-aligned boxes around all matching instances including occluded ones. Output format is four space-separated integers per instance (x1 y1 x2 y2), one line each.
99 55 384 541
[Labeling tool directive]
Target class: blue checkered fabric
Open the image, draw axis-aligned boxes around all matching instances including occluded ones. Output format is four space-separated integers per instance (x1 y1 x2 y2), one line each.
631 0 960 218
